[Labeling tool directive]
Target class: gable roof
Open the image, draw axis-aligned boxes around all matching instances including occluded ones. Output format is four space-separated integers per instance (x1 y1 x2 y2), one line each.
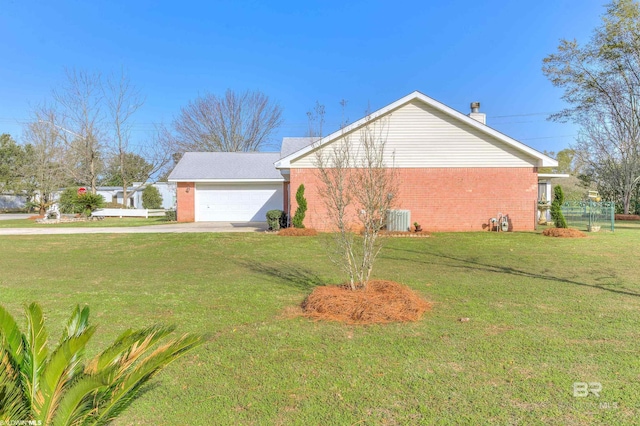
275 91 557 169
168 152 284 182
280 137 317 158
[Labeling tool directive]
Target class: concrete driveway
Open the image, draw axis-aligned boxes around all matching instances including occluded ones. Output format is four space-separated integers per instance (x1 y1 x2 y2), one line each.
0 214 32 221
0 221 269 235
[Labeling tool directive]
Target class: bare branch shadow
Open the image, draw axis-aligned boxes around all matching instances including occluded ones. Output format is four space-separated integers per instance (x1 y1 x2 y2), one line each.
234 259 324 292
383 246 640 298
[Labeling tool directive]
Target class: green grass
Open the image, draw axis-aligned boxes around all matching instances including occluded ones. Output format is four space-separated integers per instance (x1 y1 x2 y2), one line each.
1 229 639 424
0 217 170 228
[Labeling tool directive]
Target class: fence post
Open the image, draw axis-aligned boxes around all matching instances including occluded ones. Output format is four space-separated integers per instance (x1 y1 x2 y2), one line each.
611 203 615 232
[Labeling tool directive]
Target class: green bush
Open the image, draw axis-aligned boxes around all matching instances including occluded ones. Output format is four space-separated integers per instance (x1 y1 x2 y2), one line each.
266 209 286 230
58 187 83 214
165 209 177 221
104 201 125 209
142 185 163 209
75 193 105 217
292 184 307 228
551 185 568 228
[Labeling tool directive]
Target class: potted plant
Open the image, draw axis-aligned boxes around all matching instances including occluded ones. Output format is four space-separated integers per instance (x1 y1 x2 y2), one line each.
413 222 422 232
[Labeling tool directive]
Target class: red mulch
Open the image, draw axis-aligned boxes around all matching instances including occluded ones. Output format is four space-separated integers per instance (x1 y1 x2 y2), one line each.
28 215 44 220
301 280 431 324
615 214 640 221
278 228 318 236
542 228 587 238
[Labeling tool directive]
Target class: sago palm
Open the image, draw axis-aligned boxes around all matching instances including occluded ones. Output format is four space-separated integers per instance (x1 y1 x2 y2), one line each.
0 302 205 425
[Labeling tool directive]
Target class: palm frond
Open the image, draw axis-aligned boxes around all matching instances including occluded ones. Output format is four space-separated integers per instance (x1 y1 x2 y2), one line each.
0 305 25 366
60 305 90 343
86 332 204 425
23 303 48 405
0 348 30 421
50 375 107 426
85 325 175 376
34 326 96 425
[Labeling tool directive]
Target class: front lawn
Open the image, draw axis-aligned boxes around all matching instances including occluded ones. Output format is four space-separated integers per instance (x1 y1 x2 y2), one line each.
0 230 638 424
0 216 170 228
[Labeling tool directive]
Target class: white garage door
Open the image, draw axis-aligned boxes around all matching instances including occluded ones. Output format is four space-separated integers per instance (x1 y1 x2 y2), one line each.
196 183 284 222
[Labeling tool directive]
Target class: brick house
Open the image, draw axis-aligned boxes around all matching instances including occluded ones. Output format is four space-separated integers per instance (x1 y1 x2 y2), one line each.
169 91 557 231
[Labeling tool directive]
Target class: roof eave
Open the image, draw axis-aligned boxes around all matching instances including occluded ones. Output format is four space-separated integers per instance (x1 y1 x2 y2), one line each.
167 178 284 183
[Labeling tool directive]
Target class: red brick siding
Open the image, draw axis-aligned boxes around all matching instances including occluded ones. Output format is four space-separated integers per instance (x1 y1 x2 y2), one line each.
176 182 195 222
289 168 538 232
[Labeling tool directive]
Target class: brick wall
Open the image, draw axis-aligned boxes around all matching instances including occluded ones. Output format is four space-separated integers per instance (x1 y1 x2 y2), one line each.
176 182 195 222
289 167 538 232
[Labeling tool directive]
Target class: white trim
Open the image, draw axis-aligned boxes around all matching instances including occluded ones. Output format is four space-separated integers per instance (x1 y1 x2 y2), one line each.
168 178 284 183
274 91 558 169
538 173 570 179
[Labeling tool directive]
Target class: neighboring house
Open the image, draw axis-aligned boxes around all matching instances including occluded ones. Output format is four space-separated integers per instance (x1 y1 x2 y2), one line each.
169 91 558 231
0 193 28 210
96 182 176 209
96 186 138 208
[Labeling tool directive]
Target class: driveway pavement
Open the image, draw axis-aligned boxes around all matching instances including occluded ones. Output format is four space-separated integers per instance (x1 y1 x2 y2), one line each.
0 221 269 235
0 214 32 221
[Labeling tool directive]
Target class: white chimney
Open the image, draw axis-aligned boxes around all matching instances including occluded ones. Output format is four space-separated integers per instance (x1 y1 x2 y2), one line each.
469 102 486 125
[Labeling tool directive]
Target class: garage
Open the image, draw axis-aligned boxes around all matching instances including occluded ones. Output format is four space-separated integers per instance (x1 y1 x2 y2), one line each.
195 183 283 222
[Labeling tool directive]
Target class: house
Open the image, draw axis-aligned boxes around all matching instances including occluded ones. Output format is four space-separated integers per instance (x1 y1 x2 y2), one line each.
96 182 176 209
169 91 557 231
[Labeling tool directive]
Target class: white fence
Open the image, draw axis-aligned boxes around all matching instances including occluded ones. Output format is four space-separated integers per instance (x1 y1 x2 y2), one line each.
92 208 149 218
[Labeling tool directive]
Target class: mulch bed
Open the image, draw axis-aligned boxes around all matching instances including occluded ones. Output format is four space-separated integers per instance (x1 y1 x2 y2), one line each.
301 280 431 324
542 228 587 238
615 214 640 221
277 228 318 236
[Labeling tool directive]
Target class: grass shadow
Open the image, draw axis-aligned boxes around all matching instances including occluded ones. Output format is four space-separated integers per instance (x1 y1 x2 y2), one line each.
234 259 324 292
384 246 640 298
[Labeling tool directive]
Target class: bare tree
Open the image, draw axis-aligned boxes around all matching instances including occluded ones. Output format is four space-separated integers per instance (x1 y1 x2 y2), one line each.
574 102 640 212
169 89 283 153
543 0 640 213
53 69 105 194
103 69 171 205
312 104 397 290
21 106 68 214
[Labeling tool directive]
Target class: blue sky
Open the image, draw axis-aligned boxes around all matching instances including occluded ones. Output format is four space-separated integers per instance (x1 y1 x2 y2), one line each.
0 0 607 154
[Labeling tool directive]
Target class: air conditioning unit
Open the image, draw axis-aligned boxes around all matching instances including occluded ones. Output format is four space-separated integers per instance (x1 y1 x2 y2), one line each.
386 210 411 231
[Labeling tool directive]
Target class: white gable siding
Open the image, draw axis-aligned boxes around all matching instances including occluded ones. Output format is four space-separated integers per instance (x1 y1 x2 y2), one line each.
290 100 538 168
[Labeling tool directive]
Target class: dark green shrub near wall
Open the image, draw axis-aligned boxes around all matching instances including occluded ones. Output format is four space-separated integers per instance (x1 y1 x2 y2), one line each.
165 209 177 221
292 184 307 228
266 209 286 230
551 185 568 228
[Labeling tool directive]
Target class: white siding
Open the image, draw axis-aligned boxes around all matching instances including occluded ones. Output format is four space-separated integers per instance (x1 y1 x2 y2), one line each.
291 100 538 168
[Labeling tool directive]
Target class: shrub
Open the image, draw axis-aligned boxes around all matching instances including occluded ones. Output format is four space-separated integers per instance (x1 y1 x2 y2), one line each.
75 193 105 217
278 227 318 236
550 185 568 228
104 201 125 208
266 209 286 230
292 184 307 228
165 209 177 221
0 302 204 424
58 187 83 214
142 185 163 209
